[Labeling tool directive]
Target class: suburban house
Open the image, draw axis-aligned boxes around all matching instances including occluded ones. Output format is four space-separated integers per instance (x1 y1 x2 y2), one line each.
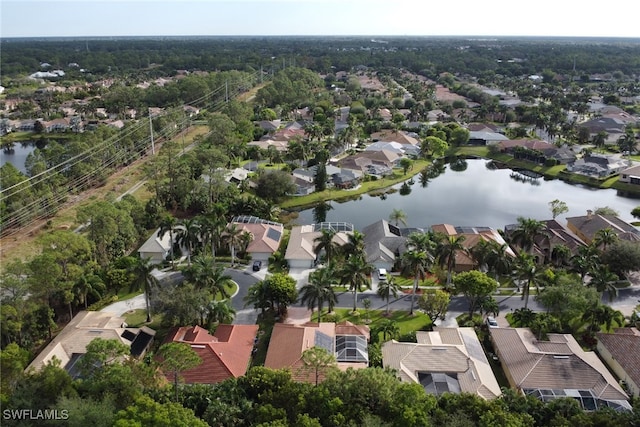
497 139 576 164
382 328 502 400
163 324 258 384
247 138 288 153
618 164 640 185
467 130 510 146
490 327 631 411
265 321 370 384
138 227 174 264
365 141 421 158
338 150 400 176
566 154 628 178
329 166 362 189
596 328 640 397
230 216 284 263
370 130 421 147
504 219 586 264
26 311 155 378
362 219 416 271
431 224 515 272
285 222 353 269
566 211 640 244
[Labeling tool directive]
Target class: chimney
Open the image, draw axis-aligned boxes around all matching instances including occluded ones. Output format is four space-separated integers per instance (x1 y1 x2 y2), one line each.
587 210 593 219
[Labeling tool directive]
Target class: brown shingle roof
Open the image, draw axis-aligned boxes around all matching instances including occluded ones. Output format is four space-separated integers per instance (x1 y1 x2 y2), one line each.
491 328 628 402
596 328 640 393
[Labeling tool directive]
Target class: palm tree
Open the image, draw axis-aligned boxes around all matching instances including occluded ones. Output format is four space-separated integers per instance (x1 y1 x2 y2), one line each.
183 255 233 299
550 244 571 267
244 279 270 315
570 245 599 283
337 255 372 313
223 223 243 266
588 265 619 302
176 218 200 265
342 230 366 259
582 303 625 334
73 274 105 310
206 300 236 327
299 267 337 322
376 275 401 315
158 214 178 266
594 227 617 252
313 228 338 267
436 235 466 286
469 237 492 272
129 257 159 322
199 213 225 261
510 217 547 256
512 253 543 309
376 319 400 341
388 209 408 227
406 231 436 254
511 307 536 327
401 250 431 315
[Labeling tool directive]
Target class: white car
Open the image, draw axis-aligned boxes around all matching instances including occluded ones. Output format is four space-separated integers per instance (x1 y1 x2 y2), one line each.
486 316 498 328
378 268 387 281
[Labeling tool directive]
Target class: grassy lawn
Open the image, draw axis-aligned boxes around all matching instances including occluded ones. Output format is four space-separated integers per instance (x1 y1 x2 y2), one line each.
333 308 432 341
279 160 432 210
124 308 164 330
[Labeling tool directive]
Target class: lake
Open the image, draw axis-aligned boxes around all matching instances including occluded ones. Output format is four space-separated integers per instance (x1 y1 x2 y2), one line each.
293 159 640 230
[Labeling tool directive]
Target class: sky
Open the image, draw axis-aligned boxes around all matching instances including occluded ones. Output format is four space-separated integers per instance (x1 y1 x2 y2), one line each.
2 0 640 39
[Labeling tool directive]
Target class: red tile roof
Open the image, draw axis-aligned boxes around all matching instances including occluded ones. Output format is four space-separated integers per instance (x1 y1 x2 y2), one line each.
164 324 258 384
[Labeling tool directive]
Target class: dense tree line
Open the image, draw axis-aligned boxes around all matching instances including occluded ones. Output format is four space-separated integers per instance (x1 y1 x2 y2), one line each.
3 37 639 80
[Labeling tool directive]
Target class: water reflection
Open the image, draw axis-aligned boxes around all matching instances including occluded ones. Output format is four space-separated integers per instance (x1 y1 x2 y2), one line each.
293 159 640 230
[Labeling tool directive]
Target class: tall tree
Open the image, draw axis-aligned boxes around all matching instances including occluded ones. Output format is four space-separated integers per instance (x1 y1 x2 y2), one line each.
313 228 338 268
418 289 451 325
400 250 431 315
512 253 543 309
388 209 408 227
548 199 569 219
337 255 372 313
129 257 159 322
435 235 466 286
158 214 178 266
594 227 617 252
223 223 244 266
158 342 202 402
176 218 201 265
183 256 233 299
299 267 337 322
453 270 498 318
376 276 401 315
587 264 619 302
510 217 547 256
299 346 337 386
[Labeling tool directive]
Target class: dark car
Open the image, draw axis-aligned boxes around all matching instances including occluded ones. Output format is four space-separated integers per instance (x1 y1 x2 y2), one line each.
252 260 262 271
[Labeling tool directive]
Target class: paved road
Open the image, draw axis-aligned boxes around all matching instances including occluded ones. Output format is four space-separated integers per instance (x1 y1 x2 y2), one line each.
104 265 639 327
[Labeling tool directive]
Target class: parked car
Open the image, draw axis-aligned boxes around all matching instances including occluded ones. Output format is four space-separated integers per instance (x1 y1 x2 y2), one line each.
486 316 498 328
252 260 262 271
378 268 387 281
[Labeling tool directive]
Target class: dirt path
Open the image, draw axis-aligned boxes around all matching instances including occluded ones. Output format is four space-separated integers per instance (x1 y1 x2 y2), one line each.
0 125 208 266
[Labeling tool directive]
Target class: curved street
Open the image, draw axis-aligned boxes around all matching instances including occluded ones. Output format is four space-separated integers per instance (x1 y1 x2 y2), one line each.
102 264 640 328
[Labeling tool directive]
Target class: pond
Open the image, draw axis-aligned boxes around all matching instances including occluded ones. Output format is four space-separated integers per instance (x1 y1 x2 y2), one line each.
0 141 42 174
293 159 640 230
